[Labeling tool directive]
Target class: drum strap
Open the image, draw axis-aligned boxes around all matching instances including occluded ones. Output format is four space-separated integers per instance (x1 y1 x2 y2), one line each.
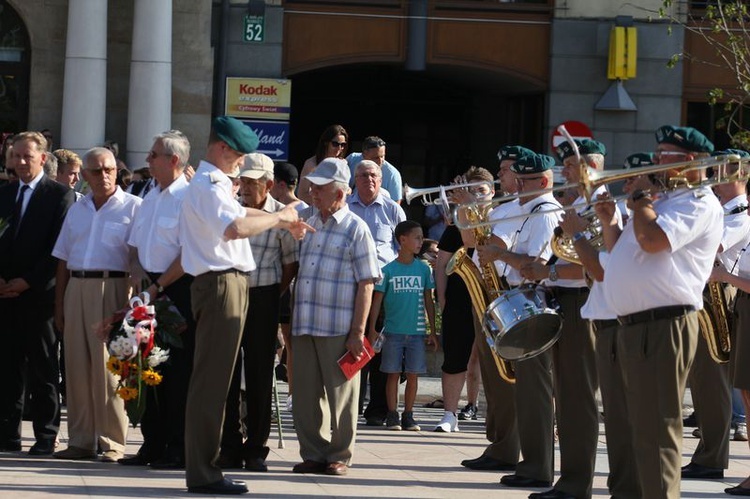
506 201 560 276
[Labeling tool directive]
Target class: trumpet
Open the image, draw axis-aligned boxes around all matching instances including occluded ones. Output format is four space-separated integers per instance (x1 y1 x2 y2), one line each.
404 181 497 205
453 153 747 231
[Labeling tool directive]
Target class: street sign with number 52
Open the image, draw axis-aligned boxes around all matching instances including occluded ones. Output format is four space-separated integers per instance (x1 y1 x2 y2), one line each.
244 15 264 43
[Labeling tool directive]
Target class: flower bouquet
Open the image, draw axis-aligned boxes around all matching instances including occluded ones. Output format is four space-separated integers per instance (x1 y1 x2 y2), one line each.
102 292 186 427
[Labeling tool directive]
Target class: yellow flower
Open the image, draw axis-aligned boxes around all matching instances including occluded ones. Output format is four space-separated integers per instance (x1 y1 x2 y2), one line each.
117 386 138 401
106 356 122 375
141 369 163 386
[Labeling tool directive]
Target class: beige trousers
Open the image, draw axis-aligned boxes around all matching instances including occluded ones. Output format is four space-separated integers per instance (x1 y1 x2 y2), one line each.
63 276 129 452
292 334 360 465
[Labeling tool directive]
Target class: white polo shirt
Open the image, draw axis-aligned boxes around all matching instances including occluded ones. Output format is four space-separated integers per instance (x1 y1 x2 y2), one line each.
487 198 522 277
179 161 256 276
580 252 616 320
501 192 561 287
602 187 723 316
52 187 142 271
717 194 750 274
128 174 188 273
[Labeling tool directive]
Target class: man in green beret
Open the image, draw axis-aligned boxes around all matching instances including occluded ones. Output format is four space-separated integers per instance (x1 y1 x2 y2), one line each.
595 125 722 499
476 153 563 491
180 116 311 495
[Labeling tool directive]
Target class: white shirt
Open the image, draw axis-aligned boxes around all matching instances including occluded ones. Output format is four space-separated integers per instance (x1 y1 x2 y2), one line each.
16 171 44 219
580 252 616 320
501 192 561 286
128 174 188 273
52 187 142 271
717 194 750 275
488 199 522 276
602 187 723 316
179 161 256 276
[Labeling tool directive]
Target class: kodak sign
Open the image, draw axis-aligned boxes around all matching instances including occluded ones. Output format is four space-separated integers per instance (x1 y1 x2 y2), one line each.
225 77 292 120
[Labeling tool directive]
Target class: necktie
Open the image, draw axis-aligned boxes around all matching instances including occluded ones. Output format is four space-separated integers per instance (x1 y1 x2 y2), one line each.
13 184 29 237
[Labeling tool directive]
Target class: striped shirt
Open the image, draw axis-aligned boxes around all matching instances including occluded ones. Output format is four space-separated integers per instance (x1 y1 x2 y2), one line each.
293 204 381 337
246 195 299 288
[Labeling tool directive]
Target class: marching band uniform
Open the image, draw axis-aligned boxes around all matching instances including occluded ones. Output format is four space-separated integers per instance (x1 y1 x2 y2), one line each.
602 125 722 499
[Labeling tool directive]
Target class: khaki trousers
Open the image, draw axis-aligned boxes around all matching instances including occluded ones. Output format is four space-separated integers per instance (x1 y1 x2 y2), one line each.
185 271 249 488
594 321 641 499
292 334 360 465
552 291 599 499
687 334 731 468
472 313 520 464
618 312 698 499
63 277 129 452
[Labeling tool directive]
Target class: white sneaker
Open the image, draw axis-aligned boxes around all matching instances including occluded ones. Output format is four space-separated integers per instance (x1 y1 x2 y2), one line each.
433 411 459 433
286 395 293 412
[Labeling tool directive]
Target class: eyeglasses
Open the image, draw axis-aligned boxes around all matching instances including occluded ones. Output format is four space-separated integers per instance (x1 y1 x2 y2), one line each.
330 141 347 148
147 150 172 159
86 167 117 176
356 172 381 179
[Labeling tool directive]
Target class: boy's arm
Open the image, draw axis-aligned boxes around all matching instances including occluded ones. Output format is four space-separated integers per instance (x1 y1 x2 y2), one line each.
424 288 438 352
368 291 384 345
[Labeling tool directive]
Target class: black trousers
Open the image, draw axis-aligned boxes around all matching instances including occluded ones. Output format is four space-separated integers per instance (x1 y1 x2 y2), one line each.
221 283 280 460
139 272 195 461
362 311 387 420
0 290 59 444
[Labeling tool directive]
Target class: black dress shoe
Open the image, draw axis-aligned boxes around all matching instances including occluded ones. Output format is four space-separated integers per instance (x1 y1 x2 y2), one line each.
461 455 516 471
681 462 724 479
529 489 576 499
150 456 185 470
500 474 552 488
244 457 268 472
0 440 21 452
726 485 750 496
28 440 55 456
118 454 151 466
188 477 248 495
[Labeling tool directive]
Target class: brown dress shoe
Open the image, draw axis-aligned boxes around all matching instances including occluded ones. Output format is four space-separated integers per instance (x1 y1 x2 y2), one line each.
292 460 327 474
325 462 348 476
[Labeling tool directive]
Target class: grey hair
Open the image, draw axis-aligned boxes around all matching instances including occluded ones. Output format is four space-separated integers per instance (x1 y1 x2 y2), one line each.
583 153 605 170
333 180 351 196
154 129 191 168
82 147 116 168
43 153 58 177
354 160 382 177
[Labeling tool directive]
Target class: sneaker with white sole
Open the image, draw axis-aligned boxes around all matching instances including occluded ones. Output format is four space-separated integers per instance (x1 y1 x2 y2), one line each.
401 411 421 431
386 410 401 430
433 411 459 433
734 422 748 441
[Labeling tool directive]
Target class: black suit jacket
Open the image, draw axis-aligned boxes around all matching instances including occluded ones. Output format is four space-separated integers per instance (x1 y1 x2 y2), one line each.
0 175 75 299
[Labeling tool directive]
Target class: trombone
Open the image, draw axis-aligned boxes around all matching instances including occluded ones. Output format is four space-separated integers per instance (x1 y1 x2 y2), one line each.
404 180 497 205
453 153 747 231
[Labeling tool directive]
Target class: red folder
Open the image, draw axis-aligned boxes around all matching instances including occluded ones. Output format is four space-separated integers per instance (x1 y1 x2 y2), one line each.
337 337 374 380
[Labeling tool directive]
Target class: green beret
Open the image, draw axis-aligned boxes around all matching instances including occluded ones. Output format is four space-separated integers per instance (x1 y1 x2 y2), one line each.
555 139 606 161
624 152 655 169
213 116 259 154
712 148 750 159
497 145 535 163
511 154 555 175
655 125 714 153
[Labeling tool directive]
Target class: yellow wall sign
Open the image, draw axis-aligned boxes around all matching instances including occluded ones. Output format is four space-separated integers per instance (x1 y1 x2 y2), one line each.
225 77 292 120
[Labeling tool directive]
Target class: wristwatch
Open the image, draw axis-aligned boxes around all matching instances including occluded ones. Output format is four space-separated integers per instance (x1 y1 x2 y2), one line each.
548 264 559 282
573 231 590 243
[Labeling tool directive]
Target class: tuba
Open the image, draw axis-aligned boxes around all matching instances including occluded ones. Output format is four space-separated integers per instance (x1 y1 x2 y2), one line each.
447 203 516 384
698 279 731 364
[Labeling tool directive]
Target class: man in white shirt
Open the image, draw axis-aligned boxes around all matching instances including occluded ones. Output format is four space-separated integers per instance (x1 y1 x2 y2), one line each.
52 147 142 463
121 130 193 470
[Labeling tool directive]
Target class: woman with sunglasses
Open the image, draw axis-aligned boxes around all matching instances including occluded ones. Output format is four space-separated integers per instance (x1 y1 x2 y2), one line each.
297 124 349 205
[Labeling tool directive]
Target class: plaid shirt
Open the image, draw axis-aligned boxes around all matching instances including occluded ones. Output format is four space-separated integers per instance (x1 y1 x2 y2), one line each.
246 195 299 288
293 204 381 337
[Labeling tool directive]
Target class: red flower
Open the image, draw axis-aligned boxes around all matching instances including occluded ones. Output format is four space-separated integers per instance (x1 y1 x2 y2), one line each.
131 306 151 322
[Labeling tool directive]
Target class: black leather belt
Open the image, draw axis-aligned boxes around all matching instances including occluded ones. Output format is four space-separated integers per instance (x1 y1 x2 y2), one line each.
592 319 618 331
553 286 590 296
617 305 695 326
71 270 128 279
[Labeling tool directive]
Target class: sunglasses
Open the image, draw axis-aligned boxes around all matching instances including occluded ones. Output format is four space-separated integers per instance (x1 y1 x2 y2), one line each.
330 140 347 148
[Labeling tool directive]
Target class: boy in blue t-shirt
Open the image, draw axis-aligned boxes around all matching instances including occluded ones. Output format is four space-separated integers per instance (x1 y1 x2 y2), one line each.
369 220 437 431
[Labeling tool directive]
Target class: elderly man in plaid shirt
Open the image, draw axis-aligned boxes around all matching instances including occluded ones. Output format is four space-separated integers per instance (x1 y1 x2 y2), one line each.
291 158 381 477
218 153 299 473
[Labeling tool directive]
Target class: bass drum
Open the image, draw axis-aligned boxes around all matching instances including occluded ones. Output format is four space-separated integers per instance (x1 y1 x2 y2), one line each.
484 283 562 361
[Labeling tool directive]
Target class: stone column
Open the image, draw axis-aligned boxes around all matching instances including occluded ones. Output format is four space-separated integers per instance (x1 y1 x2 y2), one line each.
125 0 172 170
60 0 107 156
